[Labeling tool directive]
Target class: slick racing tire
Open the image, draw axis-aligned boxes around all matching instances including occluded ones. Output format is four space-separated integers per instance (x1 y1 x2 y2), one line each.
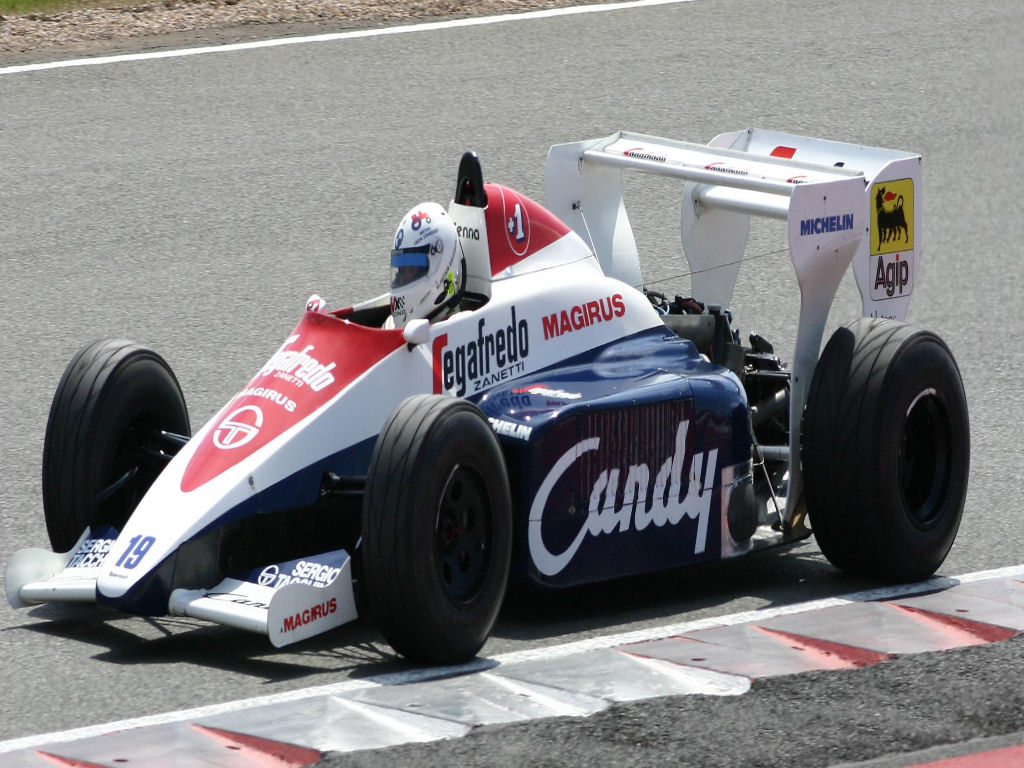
802 318 969 582
42 339 190 552
361 395 513 664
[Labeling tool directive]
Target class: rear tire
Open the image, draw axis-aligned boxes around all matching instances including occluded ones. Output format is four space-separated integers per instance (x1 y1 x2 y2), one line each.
42 339 190 552
361 395 512 663
803 318 969 581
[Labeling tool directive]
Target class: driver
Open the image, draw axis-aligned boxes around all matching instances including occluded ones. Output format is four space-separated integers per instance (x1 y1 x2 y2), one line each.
386 202 465 329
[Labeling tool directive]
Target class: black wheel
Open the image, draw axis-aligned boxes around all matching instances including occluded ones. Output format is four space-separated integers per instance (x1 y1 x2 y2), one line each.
803 318 969 581
361 394 512 664
42 339 190 552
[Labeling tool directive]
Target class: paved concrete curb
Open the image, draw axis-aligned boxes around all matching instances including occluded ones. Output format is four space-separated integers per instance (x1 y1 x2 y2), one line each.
3 570 1022 767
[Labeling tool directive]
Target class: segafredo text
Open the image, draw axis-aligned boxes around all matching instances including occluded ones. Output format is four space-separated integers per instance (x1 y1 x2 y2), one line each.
528 420 717 576
261 335 336 391
434 306 529 396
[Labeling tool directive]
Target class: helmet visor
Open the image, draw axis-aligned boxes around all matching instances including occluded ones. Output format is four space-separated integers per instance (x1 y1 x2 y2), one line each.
390 247 430 289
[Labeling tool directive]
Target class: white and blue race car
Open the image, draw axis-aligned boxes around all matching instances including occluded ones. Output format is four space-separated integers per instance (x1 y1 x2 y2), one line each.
6 130 969 664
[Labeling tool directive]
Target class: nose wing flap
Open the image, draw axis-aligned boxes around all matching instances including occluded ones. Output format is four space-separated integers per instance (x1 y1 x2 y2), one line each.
168 549 357 647
6 527 121 608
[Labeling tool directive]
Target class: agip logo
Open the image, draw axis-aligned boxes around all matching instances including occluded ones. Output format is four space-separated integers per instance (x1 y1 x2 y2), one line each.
871 179 914 256
870 179 915 301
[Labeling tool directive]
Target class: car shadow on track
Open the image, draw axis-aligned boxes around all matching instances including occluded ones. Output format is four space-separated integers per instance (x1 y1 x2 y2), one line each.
492 541 884 644
7 541 886 684
12 601 406 681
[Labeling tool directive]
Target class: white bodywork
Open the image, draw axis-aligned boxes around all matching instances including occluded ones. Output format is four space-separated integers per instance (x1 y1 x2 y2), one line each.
546 130 921 521
5 195 664 643
6 128 922 643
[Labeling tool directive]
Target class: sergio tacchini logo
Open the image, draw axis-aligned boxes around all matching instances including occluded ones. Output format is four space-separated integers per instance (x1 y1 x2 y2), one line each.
213 405 264 449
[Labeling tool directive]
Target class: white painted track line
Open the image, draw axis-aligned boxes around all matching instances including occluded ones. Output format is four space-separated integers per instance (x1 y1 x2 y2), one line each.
0 0 698 76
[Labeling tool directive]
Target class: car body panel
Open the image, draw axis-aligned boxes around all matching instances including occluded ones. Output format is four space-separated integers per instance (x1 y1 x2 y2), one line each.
6 129 925 650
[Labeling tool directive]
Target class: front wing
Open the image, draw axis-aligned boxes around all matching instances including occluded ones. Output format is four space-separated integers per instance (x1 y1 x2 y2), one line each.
5 527 357 647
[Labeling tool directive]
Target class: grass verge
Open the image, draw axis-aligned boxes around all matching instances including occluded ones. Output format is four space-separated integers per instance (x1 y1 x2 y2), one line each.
1 0 152 15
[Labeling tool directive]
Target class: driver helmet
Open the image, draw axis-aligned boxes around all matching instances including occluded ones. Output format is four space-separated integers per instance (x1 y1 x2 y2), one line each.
390 202 464 328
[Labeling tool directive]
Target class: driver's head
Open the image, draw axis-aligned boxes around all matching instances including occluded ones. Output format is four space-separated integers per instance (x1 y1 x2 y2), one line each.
390 202 463 328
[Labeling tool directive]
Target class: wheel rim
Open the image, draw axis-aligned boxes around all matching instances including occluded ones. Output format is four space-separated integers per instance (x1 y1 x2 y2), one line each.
898 388 952 528
97 418 185 529
435 464 491 605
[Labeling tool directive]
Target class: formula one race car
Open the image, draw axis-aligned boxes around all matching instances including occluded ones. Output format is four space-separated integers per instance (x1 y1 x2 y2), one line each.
6 130 970 664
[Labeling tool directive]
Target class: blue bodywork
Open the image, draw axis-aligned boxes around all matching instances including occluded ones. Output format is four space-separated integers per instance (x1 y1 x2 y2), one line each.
477 326 752 588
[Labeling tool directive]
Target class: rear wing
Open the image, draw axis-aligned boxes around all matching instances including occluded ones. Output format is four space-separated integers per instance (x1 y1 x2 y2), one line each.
545 130 920 523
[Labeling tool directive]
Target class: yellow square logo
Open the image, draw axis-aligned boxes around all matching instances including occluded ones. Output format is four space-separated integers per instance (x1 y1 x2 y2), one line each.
871 178 914 256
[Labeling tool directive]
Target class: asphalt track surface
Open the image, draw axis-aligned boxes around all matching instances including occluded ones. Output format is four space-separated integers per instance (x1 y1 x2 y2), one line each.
1 0 1022 765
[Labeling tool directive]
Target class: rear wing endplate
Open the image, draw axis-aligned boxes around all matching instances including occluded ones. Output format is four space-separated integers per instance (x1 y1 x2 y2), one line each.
546 129 921 523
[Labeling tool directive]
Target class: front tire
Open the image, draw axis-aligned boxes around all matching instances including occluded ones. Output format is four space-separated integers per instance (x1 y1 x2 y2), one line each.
361 395 512 664
803 318 969 581
42 339 190 552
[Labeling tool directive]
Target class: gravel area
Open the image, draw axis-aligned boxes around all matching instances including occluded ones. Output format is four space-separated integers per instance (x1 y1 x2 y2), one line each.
0 0 601 64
